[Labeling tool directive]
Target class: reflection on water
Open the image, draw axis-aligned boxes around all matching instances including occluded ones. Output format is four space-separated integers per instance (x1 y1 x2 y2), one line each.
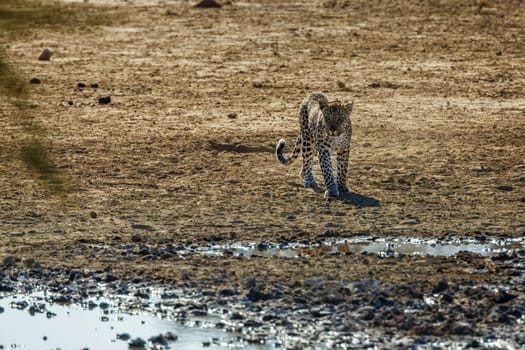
199 236 525 258
0 292 272 350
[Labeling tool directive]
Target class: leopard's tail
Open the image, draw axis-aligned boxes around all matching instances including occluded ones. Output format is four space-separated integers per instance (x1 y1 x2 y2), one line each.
276 135 301 165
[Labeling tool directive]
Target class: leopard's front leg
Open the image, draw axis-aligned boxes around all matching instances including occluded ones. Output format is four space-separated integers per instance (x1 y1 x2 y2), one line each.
336 145 350 194
318 148 339 198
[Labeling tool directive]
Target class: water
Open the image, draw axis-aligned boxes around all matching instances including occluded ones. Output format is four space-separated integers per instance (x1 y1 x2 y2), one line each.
0 292 272 350
197 236 525 258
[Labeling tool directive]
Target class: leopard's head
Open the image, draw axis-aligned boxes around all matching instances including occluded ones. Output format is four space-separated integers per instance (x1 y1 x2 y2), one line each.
318 99 353 136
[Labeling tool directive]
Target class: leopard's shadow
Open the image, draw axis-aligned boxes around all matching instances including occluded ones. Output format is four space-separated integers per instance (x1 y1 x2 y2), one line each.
287 182 380 208
337 191 380 208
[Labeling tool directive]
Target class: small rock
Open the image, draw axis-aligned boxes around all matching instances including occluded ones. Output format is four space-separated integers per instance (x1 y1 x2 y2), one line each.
432 279 449 294
230 312 245 320
89 211 97 219
68 100 74 106
0 282 14 292
128 337 146 350
116 333 131 341
218 288 236 297
98 96 111 104
227 112 237 119
193 0 222 8
77 82 87 89
496 185 513 192
29 77 41 84
131 234 143 242
246 289 271 302
38 48 53 61
493 290 517 303
90 83 99 89
163 332 178 342
131 224 154 231
2 256 17 267
149 334 168 346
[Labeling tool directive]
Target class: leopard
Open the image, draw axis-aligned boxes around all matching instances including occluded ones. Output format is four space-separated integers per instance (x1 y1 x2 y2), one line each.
276 93 353 198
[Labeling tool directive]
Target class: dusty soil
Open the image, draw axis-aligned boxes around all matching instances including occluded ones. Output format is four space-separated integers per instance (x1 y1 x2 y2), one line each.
1 0 524 346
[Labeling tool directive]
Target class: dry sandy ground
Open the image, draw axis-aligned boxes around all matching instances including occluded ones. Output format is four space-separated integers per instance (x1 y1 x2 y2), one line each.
1 0 524 342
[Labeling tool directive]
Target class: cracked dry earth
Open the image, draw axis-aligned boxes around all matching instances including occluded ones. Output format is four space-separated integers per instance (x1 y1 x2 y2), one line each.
1 0 524 348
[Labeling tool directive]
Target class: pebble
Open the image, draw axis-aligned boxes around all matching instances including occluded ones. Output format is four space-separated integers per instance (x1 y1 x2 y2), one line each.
38 48 53 61
116 333 131 341
131 224 154 231
2 256 17 267
98 96 111 104
432 279 449 293
29 77 41 84
193 0 222 8
128 337 146 349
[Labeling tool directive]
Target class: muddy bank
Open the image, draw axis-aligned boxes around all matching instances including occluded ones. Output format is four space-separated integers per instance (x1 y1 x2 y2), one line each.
2 243 525 348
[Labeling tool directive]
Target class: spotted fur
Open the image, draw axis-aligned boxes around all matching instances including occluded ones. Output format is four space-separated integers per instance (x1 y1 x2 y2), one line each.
276 93 353 198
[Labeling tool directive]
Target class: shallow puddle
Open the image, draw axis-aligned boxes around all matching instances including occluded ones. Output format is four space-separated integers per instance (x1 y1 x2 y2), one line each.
0 292 273 350
198 236 525 258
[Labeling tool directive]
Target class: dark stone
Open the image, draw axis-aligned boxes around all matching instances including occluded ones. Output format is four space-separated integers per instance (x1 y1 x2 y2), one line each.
230 312 245 320
89 211 97 219
77 82 87 89
128 337 146 349
117 333 131 341
244 319 263 328
194 0 222 8
30 77 41 84
51 295 71 304
218 288 236 297
0 282 14 292
98 96 111 104
131 234 143 242
163 332 178 342
442 293 454 303
149 334 168 346
2 256 17 267
68 100 74 105
451 322 473 335
247 289 271 302
432 279 449 294
372 295 394 309
90 83 99 89
131 224 154 231
493 290 517 303
38 48 53 61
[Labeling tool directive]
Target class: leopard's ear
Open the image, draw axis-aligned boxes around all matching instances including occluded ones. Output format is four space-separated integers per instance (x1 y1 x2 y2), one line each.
344 101 354 114
318 99 328 110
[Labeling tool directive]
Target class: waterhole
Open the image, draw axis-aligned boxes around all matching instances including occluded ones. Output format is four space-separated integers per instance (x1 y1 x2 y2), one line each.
0 292 273 350
197 236 525 258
